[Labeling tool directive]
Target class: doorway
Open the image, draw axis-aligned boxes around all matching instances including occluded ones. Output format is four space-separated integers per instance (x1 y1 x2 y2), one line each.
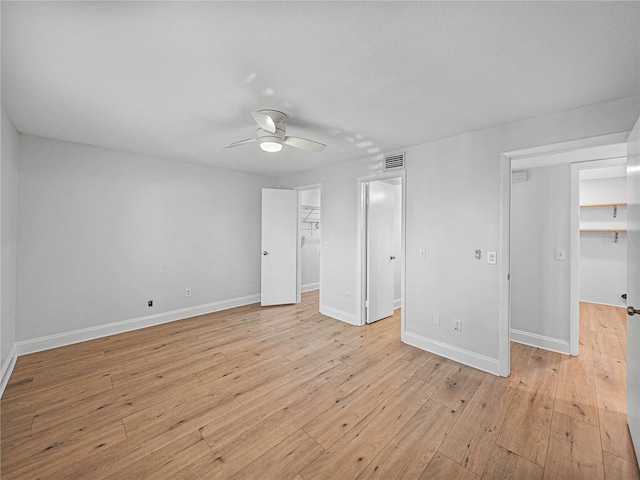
577 161 628 310
505 134 629 363
358 173 404 326
296 184 322 308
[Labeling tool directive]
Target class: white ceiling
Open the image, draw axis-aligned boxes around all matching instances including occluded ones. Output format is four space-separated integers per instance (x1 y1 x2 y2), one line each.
2 1 639 177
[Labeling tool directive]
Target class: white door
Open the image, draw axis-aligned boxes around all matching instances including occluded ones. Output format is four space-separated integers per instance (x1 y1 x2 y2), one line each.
627 117 640 459
366 181 395 323
261 188 298 306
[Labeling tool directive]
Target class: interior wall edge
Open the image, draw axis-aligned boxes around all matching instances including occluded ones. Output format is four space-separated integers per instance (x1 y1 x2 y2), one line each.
509 328 571 356
14 293 260 357
402 330 502 376
301 283 319 293
578 299 628 309
319 304 360 326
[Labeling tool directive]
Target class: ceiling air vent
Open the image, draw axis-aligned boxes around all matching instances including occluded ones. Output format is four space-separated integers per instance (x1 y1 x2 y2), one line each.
512 171 528 183
384 153 405 170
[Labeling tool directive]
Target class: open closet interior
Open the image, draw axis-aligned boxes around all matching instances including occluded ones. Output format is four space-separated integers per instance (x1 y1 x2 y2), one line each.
300 188 321 292
579 163 628 307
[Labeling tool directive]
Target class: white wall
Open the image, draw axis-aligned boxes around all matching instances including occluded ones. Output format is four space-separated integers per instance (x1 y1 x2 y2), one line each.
580 174 627 306
300 188 321 290
278 96 639 375
16 135 277 350
510 165 571 352
1 105 20 392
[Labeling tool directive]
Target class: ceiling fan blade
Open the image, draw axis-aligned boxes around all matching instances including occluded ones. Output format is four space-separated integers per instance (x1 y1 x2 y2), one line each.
250 110 276 134
284 136 327 153
223 138 256 149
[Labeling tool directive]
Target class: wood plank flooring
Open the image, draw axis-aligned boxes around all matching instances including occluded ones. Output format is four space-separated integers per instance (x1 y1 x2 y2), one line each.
1 294 638 479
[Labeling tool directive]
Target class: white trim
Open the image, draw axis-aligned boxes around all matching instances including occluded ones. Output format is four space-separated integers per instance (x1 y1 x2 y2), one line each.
570 163 581 356
301 283 320 293
399 170 407 337
402 331 502 376
357 177 367 326
579 299 628 309
1 344 18 397
503 132 629 162
320 304 360 326
394 298 402 310
15 294 260 356
499 154 512 377
510 328 571 355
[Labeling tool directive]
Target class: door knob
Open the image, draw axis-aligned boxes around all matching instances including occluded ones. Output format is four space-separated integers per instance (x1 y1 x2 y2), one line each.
263 251 269 256
628 306 640 316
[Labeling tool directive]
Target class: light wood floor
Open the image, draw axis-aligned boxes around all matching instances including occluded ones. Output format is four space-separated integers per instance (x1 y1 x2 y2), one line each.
1 292 639 479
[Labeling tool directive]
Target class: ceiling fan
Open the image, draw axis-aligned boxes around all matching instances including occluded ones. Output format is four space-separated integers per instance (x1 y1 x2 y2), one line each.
224 110 326 153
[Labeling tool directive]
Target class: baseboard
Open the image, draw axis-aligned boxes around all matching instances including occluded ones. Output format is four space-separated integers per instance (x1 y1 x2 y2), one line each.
301 283 320 293
320 304 360 326
510 328 571 355
579 299 627 309
402 330 502 376
15 294 261 356
394 298 401 310
1 344 18 398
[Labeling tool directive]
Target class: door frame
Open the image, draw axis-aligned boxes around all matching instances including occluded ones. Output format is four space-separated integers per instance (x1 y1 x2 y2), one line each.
357 170 406 327
501 132 631 373
295 183 323 305
625 116 640 461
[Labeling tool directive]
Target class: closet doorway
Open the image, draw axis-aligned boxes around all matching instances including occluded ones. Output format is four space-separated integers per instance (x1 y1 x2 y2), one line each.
297 185 322 308
577 160 628 310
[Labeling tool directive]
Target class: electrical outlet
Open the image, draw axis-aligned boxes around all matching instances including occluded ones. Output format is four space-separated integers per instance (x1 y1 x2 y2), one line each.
487 252 497 265
185 288 191 297
453 319 462 332
148 300 153 307
433 314 440 326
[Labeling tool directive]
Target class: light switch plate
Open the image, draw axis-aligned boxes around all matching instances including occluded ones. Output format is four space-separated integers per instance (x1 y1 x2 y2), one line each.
555 248 566 261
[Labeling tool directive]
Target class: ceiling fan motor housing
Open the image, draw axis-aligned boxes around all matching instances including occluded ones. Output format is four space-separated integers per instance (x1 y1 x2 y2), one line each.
257 110 287 152
257 126 285 142
257 126 286 152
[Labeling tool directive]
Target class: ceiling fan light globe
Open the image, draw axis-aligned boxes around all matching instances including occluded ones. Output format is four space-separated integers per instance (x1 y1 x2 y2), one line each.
260 141 283 153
